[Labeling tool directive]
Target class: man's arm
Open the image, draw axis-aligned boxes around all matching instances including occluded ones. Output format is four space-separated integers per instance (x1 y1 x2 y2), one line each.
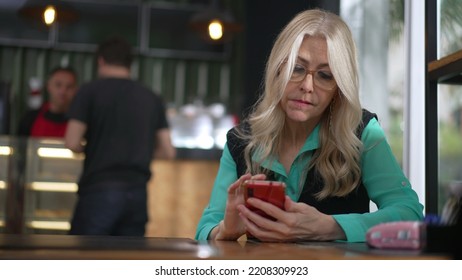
64 119 87 153
153 128 176 160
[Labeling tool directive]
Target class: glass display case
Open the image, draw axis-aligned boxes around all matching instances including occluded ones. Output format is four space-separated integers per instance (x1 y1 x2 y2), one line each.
0 135 83 234
1 135 219 238
0 136 10 232
23 138 83 234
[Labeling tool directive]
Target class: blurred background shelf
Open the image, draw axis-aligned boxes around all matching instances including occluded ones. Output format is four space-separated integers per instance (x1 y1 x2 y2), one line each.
428 49 462 85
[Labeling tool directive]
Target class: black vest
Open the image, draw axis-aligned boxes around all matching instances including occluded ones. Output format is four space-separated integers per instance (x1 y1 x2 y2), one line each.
227 109 378 215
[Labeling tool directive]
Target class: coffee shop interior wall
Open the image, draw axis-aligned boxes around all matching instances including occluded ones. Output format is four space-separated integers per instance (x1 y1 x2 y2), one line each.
0 0 335 134
0 0 251 135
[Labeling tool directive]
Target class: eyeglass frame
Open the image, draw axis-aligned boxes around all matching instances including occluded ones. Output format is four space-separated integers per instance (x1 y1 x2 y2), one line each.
286 62 338 91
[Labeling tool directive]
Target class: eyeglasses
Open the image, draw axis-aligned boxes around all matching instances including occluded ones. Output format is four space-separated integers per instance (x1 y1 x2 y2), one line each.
289 63 337 91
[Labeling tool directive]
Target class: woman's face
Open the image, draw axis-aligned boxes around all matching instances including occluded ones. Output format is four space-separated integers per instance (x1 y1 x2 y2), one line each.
280 36 337 127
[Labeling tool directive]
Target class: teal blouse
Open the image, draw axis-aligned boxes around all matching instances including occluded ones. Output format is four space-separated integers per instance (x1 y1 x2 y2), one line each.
195 118 424 242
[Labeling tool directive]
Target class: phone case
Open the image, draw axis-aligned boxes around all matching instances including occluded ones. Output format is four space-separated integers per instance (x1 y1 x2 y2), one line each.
242 180 286 219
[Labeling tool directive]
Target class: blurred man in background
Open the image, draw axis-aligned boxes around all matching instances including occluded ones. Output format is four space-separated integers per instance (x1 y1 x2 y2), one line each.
65 37 175 236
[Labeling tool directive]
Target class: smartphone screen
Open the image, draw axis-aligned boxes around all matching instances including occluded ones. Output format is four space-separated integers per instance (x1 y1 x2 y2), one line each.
241 180 286 219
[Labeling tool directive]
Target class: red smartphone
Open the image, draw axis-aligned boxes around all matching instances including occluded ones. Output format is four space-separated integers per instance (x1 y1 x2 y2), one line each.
241 180 286 219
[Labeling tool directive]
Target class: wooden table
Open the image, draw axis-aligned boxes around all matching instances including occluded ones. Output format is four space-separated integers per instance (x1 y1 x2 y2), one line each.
0 234 449 260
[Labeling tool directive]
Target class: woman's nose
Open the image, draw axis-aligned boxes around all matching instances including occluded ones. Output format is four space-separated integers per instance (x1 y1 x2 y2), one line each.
300 73 314 92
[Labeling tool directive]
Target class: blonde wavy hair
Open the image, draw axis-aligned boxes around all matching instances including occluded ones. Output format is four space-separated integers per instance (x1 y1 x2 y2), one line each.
240 9 363 199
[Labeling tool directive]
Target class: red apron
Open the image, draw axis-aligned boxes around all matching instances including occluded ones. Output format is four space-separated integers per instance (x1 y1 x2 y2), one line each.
30 103 68 137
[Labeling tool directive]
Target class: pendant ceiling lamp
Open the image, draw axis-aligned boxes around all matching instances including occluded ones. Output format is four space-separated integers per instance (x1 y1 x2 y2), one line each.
189 0 242 44
18 0 78 26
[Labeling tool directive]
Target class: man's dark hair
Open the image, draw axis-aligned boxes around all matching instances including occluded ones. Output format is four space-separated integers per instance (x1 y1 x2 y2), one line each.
48 66 77 80
96 36 133 68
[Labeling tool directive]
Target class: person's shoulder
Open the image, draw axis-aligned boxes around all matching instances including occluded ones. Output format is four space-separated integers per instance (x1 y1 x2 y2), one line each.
135 81 160 95
133 82 165 102
17 109 40 136
120 79 152 93
21 108 41 120
361 109 378 123
76 80 100 93
226 121 251 151
360 110 386 143
227 120 249 136
87 77 130 87
80 78 137 94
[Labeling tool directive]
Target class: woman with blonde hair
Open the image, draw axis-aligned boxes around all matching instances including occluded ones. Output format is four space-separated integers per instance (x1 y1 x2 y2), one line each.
196 9 423 242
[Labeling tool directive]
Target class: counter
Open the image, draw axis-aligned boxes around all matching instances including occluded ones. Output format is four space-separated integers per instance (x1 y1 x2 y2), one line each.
146 159 219 238
0 234 450 260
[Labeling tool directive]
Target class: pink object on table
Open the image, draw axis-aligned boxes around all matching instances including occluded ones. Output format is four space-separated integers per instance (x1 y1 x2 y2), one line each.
366 221 426 250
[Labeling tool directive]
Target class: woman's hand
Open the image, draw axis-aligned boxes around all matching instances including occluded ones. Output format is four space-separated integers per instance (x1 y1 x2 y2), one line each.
210 173 267 240
237 196 347 242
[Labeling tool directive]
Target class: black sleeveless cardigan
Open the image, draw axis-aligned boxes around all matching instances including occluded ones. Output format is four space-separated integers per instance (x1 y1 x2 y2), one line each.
226 109 378 215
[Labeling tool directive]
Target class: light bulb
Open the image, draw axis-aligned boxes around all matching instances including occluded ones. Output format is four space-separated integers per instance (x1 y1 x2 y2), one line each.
208 20 223 40
43 5 56 25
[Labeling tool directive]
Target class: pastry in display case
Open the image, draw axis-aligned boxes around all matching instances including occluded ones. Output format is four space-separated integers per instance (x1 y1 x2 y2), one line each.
24 138 83 234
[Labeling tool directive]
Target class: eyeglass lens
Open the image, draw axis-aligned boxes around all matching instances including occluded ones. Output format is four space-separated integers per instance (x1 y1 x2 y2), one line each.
290 64 336 90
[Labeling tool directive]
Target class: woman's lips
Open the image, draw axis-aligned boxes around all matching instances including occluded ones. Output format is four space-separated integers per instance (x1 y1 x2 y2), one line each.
288 99 313 110
292 99 312 105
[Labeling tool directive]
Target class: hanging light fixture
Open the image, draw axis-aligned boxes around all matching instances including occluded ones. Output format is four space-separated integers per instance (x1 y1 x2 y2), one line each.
189 0 242 44
208 20 224 40
18 0 78 27
43 5 56 25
